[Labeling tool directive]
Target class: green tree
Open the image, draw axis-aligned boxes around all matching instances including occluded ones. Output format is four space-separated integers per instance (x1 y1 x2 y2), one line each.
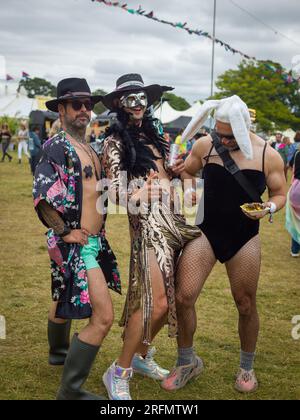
212 60 300 132
163 93 191 111
19 77 56 98
92 89 107 115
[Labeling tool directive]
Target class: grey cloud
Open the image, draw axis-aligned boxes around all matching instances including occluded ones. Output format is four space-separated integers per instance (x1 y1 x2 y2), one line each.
0 0 299 103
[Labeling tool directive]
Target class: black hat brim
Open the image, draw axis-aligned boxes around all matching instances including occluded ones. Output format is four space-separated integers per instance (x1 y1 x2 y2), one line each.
101 84 174 111
45 95 103 113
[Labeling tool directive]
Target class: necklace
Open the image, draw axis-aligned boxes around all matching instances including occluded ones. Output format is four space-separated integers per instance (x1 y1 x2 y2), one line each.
74 142 100 181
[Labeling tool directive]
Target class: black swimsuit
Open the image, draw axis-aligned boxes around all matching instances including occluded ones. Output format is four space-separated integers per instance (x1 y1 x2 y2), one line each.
199 143 267 263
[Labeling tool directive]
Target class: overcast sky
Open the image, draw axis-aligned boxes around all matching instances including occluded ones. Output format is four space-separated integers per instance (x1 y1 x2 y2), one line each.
0 0 299 103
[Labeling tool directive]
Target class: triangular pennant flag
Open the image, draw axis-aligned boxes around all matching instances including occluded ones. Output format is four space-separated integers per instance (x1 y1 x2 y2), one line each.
6 74 14 81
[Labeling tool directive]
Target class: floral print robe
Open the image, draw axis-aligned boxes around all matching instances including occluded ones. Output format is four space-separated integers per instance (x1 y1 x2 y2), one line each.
33 131 121 319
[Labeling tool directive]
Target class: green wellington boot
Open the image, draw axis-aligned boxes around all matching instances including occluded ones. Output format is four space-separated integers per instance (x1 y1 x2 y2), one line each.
56 334 106 400
48 320 72 366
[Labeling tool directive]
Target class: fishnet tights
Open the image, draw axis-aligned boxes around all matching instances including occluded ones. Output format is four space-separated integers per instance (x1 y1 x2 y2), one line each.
175 234 216 348
226 234 261 352
175 233 261 352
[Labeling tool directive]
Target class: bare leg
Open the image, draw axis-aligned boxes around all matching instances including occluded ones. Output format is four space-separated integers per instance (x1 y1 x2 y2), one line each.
79 267 114 347
225 235 261 353
117 249 168 368
136 313 168 356
176 234 217 348
57 267 111 400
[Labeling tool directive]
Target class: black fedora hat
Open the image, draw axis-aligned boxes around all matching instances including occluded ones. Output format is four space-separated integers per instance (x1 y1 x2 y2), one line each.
101 73 174 111
46 78 102 113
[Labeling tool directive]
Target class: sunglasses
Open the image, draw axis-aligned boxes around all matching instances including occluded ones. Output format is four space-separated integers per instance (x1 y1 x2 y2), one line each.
68 100 94 112
216 132 236 141
120 92 148 109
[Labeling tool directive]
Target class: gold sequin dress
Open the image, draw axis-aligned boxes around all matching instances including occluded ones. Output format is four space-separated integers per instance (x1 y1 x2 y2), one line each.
102 135 201 344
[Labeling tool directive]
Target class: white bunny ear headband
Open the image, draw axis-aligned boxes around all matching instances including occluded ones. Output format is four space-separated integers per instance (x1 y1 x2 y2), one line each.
182 95 253 160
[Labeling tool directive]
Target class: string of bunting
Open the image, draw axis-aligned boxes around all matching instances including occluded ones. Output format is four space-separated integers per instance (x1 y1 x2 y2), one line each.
1 71 30 82
91 0 300 85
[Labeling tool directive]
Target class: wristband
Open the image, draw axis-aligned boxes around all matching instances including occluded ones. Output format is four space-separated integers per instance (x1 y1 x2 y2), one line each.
268 202 277 214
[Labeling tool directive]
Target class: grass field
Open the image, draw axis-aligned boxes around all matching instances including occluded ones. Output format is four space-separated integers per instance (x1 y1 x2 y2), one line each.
0 152 299 400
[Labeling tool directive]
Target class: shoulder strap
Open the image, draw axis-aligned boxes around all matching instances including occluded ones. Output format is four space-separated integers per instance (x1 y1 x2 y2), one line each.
211 131 262 203
205 143 214 163
262 142 268 173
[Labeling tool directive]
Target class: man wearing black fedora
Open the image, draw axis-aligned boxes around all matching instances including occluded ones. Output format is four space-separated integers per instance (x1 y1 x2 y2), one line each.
101 74 202 400
33 78 121 400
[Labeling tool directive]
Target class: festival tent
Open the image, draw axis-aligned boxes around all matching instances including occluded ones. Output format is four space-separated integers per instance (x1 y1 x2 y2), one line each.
164 115 213 132
0 80 53 118
0 88 37 118
154 101 206 123
180 101 202 118
154 101 214 128
154 101 184 124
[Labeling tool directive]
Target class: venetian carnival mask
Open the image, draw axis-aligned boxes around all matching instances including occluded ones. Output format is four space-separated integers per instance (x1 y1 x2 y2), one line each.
120 92 148 109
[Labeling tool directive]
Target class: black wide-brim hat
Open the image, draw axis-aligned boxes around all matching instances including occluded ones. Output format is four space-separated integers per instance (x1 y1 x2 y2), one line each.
101 73 174 111
46 78 102 113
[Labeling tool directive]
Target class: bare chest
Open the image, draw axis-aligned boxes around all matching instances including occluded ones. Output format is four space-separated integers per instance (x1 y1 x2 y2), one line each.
147 144 169 180
73 144 101 181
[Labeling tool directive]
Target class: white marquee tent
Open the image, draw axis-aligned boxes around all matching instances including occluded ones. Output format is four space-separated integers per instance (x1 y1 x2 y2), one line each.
154 101 204 124
154 101 214 131
0 81 50 118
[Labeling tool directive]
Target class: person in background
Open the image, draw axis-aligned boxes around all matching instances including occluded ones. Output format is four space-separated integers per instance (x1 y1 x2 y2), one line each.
0 123 13 162
186 136 196 154
186 132 207 155
175 129 187 154
286 147 300 257
48 119 62 139
287 131 300 165
17 122 30 164
28 126 42 174
164 132 172 144
271 132 283 151
277 137 291 179
90 129 97 143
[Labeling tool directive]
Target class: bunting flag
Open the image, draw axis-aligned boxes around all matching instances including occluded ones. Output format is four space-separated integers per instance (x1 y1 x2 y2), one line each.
91 0 300 85
6 74 14 81
22 71 30 79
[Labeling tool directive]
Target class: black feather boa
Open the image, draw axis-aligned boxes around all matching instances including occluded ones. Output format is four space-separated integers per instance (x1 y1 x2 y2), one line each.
105 109 169 178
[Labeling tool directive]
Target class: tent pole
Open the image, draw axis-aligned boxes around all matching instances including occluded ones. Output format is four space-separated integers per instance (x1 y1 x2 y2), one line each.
209 0 217 133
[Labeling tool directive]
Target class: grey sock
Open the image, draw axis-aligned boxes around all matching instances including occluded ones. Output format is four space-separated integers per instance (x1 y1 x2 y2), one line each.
240 350 255 372
176 347 195 367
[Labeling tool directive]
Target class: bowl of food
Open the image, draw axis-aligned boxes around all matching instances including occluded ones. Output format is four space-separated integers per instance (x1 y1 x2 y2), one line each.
240 203 270 217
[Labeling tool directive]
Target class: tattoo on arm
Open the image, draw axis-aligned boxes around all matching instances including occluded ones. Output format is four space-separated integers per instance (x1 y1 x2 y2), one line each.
37 201 65 235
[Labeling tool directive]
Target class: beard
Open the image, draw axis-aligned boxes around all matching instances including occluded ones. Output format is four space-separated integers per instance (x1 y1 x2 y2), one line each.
74 114 90 128
66 113 91 130
63 113 91 142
